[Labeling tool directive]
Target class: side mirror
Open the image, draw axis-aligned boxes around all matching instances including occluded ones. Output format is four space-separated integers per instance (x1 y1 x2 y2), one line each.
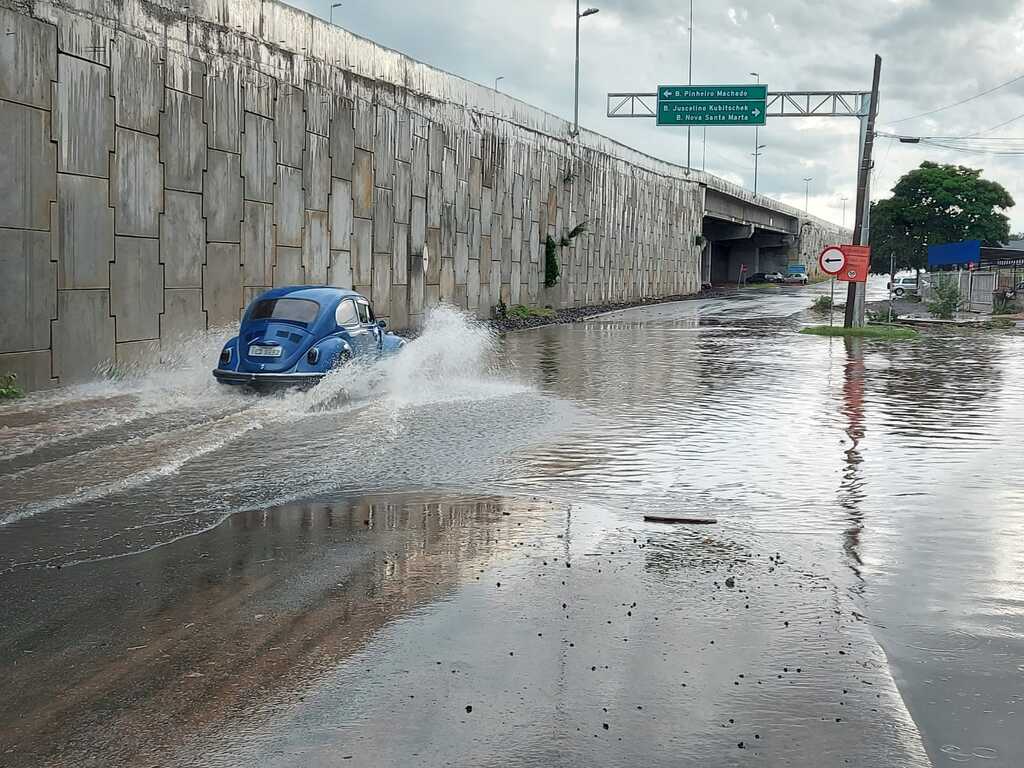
377 319 387 329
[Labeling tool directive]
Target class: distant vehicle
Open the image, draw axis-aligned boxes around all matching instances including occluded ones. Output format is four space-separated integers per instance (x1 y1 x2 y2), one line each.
782 272 808 286
747 272 785 284
888 276 921 297
213 286 406 389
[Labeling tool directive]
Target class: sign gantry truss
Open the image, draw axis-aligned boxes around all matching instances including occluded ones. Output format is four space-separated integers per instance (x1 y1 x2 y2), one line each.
607 91 871 119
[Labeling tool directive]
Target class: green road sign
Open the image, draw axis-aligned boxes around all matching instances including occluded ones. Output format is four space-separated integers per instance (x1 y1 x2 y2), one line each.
656 84 767 127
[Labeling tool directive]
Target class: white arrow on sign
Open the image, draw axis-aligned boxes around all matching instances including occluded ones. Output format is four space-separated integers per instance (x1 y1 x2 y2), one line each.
819 246 846 276
752 108 761 117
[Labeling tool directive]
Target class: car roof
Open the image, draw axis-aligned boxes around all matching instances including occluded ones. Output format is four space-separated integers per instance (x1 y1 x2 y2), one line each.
253 286 365 304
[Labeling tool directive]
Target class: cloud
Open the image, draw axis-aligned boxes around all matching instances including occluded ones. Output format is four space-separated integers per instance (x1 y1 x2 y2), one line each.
291 0 1024 230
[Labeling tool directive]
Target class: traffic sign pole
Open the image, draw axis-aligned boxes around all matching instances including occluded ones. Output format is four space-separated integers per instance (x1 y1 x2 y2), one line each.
844 55 882 329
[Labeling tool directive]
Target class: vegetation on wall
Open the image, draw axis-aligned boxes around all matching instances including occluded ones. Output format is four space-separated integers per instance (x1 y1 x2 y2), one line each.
0 374 24 400
545 221 589 289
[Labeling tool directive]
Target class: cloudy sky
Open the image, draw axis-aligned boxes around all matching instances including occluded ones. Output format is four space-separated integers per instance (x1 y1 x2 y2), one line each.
292 0 1024 231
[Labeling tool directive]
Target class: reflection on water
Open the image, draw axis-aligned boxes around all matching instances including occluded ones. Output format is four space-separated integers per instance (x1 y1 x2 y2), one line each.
2 288 1023 765
500 294 1024 767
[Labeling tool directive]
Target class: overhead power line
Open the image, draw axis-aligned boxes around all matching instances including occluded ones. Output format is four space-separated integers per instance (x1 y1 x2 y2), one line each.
884 72 1024 126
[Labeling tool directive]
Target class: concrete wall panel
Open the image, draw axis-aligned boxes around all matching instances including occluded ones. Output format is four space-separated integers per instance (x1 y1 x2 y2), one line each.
392 223 408 286
0 8 56 109
161 190 205 289
373 188 394 254
0 350 55 390
205 67 241 153
303 211 329 284
395 161 412 225
276 84 304 168
305 83 331 137
352 149 374 219
112 34 162 134
112 128 162 236
52 290 115 383
412 136 428 198
374 106 395 188
54 55 113 177
241 201 273 286
161 89 206 193
328 249 352 289
110 237 162 342
411 197 426 258
164 51 205 97
352 218 372 286
243 71 276 118
273 246 304 286
205 150 243 243
330 179 353 250
203 243 242 327
0 101 56 229
161 288 206 340
116 339 160 369
330 99 354 180
353 99 374 151
304 133 330 211
242 113 276 204
371 251 391 317
0 229 55 353
275 165 303 246
56 174 113 289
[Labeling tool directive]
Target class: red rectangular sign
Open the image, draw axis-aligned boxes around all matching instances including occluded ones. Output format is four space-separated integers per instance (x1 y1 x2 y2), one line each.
837 245 871 283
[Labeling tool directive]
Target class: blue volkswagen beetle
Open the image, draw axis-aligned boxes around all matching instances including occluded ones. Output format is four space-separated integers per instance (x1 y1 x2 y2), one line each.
213 286 406 388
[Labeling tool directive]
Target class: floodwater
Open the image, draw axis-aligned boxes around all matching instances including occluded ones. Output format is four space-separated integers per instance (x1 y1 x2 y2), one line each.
1 287 1022 766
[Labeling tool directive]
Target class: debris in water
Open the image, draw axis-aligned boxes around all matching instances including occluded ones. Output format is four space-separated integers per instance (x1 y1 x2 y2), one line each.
644 514 717 525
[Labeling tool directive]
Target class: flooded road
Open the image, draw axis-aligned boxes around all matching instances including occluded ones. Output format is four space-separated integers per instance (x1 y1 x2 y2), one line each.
1 289 1022 766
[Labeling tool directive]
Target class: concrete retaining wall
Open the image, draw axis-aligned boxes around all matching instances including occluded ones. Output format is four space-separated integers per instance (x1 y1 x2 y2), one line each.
0 0 841 390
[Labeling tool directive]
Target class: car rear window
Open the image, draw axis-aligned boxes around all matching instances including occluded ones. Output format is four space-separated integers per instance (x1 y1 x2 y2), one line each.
250 298 320 325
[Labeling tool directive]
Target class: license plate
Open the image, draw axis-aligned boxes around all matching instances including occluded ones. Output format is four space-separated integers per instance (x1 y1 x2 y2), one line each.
249 345 283 358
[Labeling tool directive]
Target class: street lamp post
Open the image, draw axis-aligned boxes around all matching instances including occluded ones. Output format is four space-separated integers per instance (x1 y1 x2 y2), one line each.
329 2 341 24
494 76 504 91
803 177 813 212
752 144 766 194
750 72 759 193
841 196 849 227
573 2 599 138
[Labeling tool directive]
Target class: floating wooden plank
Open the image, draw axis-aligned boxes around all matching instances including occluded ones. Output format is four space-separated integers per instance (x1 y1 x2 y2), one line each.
644 514 717 525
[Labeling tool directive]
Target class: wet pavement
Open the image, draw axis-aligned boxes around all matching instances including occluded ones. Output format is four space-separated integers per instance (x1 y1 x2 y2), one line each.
1 286 1022 766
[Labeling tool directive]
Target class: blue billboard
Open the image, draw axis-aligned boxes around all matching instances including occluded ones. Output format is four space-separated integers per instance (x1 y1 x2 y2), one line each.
927 240 980 269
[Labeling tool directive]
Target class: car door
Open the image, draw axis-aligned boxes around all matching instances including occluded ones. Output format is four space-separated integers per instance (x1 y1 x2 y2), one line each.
336 298 372 356
356 299 382 355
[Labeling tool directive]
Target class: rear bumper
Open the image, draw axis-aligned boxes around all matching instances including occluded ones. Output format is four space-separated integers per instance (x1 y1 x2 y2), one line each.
212 369 324 387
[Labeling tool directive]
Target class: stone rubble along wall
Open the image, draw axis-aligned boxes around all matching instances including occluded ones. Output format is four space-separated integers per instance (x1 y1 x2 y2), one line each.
0 0 831 391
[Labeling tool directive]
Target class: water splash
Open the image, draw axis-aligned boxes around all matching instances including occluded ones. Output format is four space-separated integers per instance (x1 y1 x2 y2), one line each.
0 305 543 530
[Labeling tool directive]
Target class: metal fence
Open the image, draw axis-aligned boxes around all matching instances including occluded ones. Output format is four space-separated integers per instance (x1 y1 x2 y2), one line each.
921 270 999 312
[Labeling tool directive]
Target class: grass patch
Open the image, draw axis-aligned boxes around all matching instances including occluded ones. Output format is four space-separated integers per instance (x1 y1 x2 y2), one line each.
810 295 833 313
985 317 1017 330
506 304 556 320
0 373 25 400
744 281 781 290
799 324 919 340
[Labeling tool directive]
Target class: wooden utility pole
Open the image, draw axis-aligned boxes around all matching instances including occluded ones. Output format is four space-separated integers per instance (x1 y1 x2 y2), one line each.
844 55 882 328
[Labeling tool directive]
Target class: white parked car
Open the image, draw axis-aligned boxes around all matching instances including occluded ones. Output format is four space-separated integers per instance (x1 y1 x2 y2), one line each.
888 276 922 297
783 273 808 285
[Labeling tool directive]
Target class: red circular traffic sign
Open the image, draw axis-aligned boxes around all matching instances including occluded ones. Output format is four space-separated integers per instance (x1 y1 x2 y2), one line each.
819 247 846 275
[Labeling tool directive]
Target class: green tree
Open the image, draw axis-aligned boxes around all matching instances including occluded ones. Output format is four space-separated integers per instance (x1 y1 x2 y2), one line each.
869 162 1014 277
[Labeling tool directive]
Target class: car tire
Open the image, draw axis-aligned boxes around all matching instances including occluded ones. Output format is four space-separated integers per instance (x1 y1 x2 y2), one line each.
894 288 905 297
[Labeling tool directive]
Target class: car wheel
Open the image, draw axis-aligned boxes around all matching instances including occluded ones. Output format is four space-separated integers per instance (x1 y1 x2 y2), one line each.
894 288 905 297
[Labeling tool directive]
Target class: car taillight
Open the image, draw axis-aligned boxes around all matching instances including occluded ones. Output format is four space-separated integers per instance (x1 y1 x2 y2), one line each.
307 347 320 365
220 348 231 365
